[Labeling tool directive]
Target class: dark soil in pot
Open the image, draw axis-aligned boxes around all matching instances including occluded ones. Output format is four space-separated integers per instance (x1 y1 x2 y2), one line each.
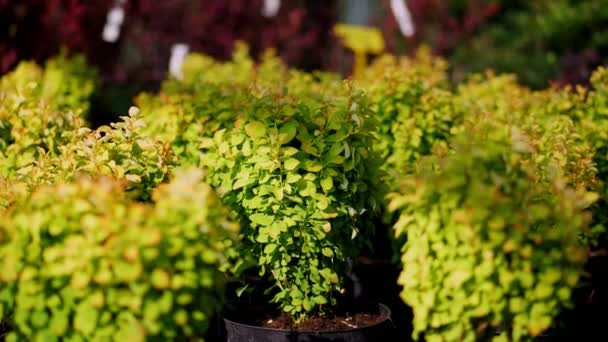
222 301 395 342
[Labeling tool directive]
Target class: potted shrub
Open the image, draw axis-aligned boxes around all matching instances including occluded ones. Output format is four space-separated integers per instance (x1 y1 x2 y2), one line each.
388 120 596 341
202 83 392 340
0 169 239 340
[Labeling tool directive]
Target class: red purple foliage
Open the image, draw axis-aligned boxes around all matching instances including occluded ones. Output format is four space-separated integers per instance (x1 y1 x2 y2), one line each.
375 0 500 56
1 0 338 88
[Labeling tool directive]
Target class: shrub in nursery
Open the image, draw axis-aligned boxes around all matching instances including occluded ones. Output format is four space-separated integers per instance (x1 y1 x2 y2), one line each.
455 72 598 193
0 169 238 341
358 47 455 183
166 42 341 97
49 106 174 201
1 106 173 203
563 66 608 246
135 83 247 168
135 44 344 168
0 55 97 176
388 121 595 341
0 54 96 113
202 88 382 322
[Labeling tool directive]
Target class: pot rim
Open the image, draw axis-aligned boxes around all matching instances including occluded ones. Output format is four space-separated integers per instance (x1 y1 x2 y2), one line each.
223 302 392 334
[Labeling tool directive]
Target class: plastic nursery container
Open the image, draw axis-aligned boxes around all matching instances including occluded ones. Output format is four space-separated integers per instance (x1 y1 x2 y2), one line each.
223 302 394 342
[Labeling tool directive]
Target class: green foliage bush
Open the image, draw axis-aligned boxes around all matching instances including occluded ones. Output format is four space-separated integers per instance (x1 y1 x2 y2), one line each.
454 72 598 193
134 43 344 169
201 87 381 321
388 120 595 342
0 55 97 176
2 42 607 340
0 106 174 206
0 169 238 341
359 47 455 182
135 84 246 168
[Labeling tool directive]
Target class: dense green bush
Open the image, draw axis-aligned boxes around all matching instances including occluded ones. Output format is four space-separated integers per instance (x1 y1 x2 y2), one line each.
201 88 381 321
0 55 97 177
135 84 246 168
134 43 344 170
0 54 96 113
46 106 173 201
359 47 452 179
565 67 608 246
454 72 598 192
388 120 595 342
0 106 174 205
0 169 238 341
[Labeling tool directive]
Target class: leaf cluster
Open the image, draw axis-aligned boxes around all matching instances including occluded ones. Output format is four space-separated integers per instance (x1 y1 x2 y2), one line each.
0 170 238 341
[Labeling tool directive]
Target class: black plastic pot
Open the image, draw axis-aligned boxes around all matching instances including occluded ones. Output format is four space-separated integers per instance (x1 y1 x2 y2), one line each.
223 303 394 342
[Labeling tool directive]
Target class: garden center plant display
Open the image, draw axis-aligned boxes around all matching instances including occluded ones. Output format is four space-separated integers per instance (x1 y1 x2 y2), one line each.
0 54 97 177
0 170 239 341
1 42 608 342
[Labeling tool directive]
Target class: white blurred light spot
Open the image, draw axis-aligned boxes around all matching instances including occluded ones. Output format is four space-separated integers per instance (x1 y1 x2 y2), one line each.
262 0 280 18
102 25 120 43
169 44 190 80
102 6 125 43
390 0 415 37
107 6 125 24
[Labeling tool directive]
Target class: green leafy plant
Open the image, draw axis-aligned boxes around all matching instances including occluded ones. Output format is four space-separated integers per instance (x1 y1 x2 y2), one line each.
0 169 238 341
388 120 595 341
49 106 174 200
562 66 608 246
0 54 97 177
1 106 174 204
134 43 344 169
453 71 602 244
358 47 455 183
202 87 381 322
135 84 247 168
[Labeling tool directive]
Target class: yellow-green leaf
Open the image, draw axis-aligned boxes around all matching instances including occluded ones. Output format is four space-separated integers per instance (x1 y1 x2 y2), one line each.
245 121 267 138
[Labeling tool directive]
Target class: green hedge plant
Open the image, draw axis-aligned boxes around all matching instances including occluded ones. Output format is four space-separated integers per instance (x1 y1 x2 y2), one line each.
1 106 173 205
388 120 595 341
0 55 97 177
202 87 381 322
359 47 455 182
134 43 343 169
0 169 238 341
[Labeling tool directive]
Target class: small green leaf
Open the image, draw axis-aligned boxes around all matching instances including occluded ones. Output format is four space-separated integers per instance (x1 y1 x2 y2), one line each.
303 298 313 312
264 244 278 254
286 173 302 183
284 158 300 171
282 147 299 157
245 121 267 138
321 176 333 192
233 177 250 190
74 303 98 335
278 122 297 145
236 284 250 298
316 195 329 210
313 295 328 305
303 160 323 172
321 247 334 258
250 213 275 226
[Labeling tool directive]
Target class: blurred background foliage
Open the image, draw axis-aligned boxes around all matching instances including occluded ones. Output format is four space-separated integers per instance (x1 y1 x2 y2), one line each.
1 0 607 119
